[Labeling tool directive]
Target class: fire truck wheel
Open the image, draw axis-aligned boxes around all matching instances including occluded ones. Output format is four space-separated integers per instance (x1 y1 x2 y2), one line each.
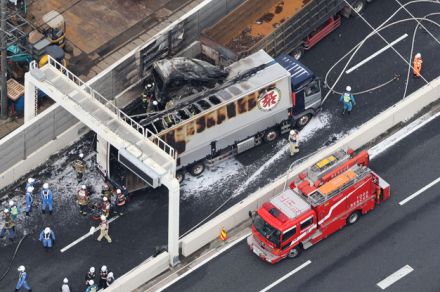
351 0 366 16
263 129 279 143
176 171 185 183
347 211 361 225
189 162 205 177
296 114 312 129
287 246 302 258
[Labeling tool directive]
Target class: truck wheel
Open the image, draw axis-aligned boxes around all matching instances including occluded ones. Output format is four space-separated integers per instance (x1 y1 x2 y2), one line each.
263 129 279 143
176 171 185 183
296 114 312 129
351 0 366 15
189 162 205 177
292 47 304 60
347 211 360 225
287 246 302 258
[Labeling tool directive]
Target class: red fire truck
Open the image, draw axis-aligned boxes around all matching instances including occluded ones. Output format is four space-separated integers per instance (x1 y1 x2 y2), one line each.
247 149 390 264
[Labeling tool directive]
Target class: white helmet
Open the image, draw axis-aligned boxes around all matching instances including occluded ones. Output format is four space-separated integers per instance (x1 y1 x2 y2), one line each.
100 215 106 221
44 227 51 234
43 183 49 189
108 272 114 278
103 196 108 202
18 265 25 272
8 200 14 207
153 100 158 106
79 153 84 159
81 185 87 190
27 186 34 193
415 53 421 58
116 189 121 194
28 178 35 184
63 277 68 284
4 208 9 213
101 265 107 272
89 267 95 273
346 86 351 92
103 184 109 191
88 280 94 286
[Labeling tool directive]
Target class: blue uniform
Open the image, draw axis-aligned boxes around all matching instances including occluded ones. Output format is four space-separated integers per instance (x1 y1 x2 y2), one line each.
25 191 33 215
39 229 56 248
40 189 53 214
339 92 356 113
16 271 31 290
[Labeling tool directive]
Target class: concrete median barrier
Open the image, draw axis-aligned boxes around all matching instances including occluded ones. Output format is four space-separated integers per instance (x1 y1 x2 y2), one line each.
105 252 169 292
180 78 440 257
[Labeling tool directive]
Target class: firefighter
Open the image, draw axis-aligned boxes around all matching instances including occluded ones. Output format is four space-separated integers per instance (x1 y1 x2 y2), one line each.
39 227 56 249
102 196 110 218
98 265 108 289
8 200 20 221
106 272 115 288
97 215 112 243
77 185 89 216
1 209 15 242
288 130 299 157
25 177 36 191
15 265 31 291
141 82 155 112
413 52 423 78
101 184 113 201
115 188 126 216
339 86 356 115
85 279 97 292
85 267 96 287
25 186 34 216
40 183 53 215
72 153 86 181
61 277 70 292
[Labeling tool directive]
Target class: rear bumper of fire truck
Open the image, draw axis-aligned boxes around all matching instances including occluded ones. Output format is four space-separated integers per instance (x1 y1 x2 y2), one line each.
247 235 282 264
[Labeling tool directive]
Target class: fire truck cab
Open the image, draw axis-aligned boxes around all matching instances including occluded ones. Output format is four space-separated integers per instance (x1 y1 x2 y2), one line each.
247 149 390 264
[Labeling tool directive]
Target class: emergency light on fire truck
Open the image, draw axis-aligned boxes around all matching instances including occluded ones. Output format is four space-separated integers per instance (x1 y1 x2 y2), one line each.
247 149 390 264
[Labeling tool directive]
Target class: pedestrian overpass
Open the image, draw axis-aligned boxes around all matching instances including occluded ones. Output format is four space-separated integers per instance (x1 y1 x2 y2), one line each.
24 56 180 266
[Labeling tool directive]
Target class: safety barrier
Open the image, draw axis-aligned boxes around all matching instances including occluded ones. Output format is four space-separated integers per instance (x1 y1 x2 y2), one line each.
104 252 169 292
180 77 440 257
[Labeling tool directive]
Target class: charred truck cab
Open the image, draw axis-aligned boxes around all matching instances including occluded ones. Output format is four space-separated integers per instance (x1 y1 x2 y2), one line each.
247 149 391 263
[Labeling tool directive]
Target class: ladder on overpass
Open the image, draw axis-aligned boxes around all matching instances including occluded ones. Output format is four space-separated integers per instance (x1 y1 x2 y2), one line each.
28 56 176 187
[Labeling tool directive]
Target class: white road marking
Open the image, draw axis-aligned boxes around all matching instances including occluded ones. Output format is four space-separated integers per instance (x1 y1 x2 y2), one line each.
60 216 119 253
369 112 440 160
345 34 408 74
399 176 440 206
259 260 312 292
377 265 413 290
155 231 251 292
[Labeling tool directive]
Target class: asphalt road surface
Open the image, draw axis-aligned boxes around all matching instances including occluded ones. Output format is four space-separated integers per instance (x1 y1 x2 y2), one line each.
165 115 440 292
2 0 440 290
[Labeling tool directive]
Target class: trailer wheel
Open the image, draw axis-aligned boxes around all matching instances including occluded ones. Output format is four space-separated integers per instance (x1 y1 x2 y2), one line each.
287 246 302 258
292 47 304 60
347 211 360 225
189 161 205 177
263 129 279 143
296 114 312 129
351 0 366 15
176 171 185 183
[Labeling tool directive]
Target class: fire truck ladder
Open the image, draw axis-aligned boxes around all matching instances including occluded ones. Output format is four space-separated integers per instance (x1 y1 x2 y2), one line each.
24 56 180 266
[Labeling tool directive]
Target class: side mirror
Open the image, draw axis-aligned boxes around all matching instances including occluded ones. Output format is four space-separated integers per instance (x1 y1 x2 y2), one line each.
248 210 256 220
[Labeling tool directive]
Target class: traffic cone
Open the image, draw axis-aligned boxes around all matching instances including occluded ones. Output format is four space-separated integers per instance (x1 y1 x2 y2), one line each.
219 227 228 241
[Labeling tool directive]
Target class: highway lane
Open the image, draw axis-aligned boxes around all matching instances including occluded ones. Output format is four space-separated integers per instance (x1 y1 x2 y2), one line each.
165 115 440 292
2 0 440 290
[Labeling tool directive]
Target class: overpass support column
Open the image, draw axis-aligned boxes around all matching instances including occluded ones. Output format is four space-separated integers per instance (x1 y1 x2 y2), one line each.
24 73 37 123
164 177 180 267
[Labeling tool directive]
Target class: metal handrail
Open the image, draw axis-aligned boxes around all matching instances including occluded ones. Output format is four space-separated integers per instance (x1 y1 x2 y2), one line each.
41 56 176 160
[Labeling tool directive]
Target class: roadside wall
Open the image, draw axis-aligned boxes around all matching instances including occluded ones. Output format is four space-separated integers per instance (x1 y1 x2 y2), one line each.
0 0 242 190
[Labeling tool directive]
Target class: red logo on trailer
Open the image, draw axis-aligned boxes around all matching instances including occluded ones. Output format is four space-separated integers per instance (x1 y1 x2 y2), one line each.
258 88 281 111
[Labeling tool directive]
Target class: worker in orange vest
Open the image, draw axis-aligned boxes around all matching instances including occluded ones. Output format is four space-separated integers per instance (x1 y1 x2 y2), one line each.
413 53 422 78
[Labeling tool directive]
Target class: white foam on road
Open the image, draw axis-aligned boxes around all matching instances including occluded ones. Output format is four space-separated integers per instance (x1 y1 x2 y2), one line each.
259 260 312 292
377 265 413 290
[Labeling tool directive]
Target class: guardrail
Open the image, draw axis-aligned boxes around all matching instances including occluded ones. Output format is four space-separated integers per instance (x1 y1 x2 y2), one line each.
35 56 176 160
179 78 440 257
